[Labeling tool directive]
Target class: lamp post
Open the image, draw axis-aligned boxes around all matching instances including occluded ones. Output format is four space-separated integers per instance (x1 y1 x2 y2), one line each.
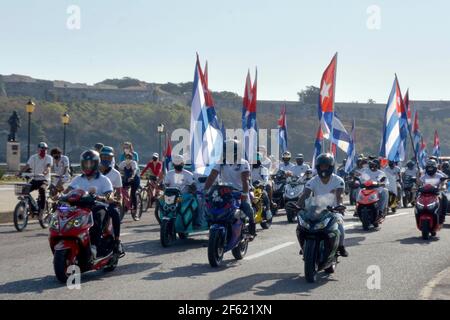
26 100 35 160
62 113 70 154
157 124 165 158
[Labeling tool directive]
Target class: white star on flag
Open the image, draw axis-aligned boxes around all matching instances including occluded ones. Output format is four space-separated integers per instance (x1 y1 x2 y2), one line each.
321 81 331 104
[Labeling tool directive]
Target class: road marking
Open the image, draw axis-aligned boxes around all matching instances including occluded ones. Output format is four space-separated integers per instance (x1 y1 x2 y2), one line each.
244 242 296 260
343 210 412 230
419 266 450 300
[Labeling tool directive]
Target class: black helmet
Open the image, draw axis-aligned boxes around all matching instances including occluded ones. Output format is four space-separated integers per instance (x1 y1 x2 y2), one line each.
442 161 450 170
315 153 335 178
425 159 438 176
94 143 104 152
406 160 414 169
369 159 379 171
81 150 100 177
282 151 292 162
295 153 304 160
388 160 395 168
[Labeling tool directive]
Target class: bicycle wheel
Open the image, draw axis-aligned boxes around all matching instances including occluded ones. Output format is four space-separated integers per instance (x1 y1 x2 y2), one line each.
132 192 143 221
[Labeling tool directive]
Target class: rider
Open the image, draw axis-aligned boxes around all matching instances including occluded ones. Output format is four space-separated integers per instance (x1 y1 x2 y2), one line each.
291 153 348 257
18 142 53 215
292 154 311 178
204 139 256 239
337 159 348 179
141 153 163 181
384 160 402 205
119 141 139 163
361 159 389 217
119 153 140 215
251 153 272 221
300 169 313 184
403 160 418 179
99 146 123 253
64 150 114 259
279 151 295 173
419 159 448 224
442 161 450 177
49 147 70 198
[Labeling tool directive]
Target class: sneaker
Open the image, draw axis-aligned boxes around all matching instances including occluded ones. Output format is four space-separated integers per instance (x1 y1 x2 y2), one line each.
338 246 349 257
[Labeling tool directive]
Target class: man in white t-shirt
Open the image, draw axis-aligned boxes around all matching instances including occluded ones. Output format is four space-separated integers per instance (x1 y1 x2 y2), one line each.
360 159 389 216
279 151 295 173
163 155 196 193
99 146 123 253
292 154 311 178
19 142 53 214
251 153 272 221
50 147 70 196
290 153 348 257
384 160 401 198
420 159 448 223
204 139 256 238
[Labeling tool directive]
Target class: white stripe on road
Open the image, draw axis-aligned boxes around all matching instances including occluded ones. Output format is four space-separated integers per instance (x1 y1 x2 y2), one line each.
244 242 296 260
343 210 412 230
420 266 450 300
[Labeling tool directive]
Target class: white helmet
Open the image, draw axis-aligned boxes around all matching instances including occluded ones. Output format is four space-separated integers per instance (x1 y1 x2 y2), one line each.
152 152 159 158
172 154 184 166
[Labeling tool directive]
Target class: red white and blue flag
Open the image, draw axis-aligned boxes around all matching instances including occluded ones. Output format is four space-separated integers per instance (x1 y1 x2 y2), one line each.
278 105 288 154
311 125 324 170
330 114 350 154
433 130 441 158
242 69 258 163
404 89 412 126
412 111 421 158
318 53 338 139
379 75 403 161
419 136 428 169
345 119 356 174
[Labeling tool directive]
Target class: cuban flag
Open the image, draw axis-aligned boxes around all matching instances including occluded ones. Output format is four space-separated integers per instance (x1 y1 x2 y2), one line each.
318 53 338 139
433 130 441 158
397 81 408 161
404 89 412 127
242 69 258 164
345 119 356 174
412 111 421 157
164 134 172 173
419 137 428 169
379 76 403 161
311 125 324 170
278 105 288 154
330 114 350 154
190 55 222 175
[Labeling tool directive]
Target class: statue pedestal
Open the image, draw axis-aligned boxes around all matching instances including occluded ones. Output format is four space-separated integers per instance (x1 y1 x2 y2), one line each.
6 141 21 172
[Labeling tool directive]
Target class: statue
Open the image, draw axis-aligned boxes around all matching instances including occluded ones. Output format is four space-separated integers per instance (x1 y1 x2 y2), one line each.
7 111 21 142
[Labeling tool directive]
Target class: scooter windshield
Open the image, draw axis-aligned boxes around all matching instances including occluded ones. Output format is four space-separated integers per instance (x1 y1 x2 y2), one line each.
303 194 335 222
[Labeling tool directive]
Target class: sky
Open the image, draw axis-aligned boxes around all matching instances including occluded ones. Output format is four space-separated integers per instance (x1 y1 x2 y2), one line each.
1 0 449 103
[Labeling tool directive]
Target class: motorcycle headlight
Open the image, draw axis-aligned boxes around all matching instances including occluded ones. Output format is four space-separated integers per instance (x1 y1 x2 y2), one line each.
298 216 310 229
427 201 438 211
314 217 332 230
49 216 59 231
416 202 425 210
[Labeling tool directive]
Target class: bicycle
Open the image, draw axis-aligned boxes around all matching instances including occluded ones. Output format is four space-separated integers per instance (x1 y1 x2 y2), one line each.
13 173 52 232
119 185 143 222
141 176 162 212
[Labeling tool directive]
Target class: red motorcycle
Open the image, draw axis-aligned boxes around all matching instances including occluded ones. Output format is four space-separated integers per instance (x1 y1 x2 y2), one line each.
415 180 446 240
356 179 385 231
49 189 124 283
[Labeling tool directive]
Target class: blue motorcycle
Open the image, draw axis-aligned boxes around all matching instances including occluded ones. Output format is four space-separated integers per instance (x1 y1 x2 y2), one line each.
206 185 250 267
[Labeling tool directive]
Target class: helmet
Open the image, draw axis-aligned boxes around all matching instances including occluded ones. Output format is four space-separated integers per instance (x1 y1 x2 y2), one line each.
295 153 304 160
425 159 438 176
315 153 335 178
80 150 100 177
100 146 114 157
442 161 449 170
172 154 184 166
100 146 114 168
282 151 291 162
152 152 159 159
50 147 62 156
388 160 395 168
223 139 241 164
406 160 415 169
37 142 48 149
94 143 104 151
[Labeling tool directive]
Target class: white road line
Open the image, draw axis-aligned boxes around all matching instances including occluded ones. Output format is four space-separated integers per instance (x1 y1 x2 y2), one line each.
244 242 296 260
419 266 450 300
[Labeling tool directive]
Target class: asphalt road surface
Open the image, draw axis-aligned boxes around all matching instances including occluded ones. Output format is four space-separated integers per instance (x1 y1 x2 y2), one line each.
1 203 450 300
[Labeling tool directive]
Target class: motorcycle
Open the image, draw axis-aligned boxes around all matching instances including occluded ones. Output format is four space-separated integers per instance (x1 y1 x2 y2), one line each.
159 186 207 247
49 189 124 283
356 180 385 231
250 180 272 229
415 177 447 240
206 185 250 267
402 175 417 208
284 175 305 223
297 195 345 283
270 170 287 215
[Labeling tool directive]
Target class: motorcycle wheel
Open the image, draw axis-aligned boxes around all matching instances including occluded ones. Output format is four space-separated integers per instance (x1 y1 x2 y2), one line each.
232 238 248 260
141 189 150 212
361 208 370 231
154 202 161 225
131 192 143 221
421 220 430 240
13 201 29 232
160 219 175 247
261 218 272 229
208 230 224 267
304 239 318 283
53 249 70 283
286 210 296 223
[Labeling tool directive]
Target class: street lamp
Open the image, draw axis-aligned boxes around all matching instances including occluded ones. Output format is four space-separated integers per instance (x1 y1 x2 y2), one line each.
26 100 35 160
157 124 164 158
62 113 70 154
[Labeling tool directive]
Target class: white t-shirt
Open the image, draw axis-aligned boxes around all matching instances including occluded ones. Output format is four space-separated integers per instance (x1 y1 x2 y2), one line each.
104 167 123 189
213 159 251 191
279 162 295 173
52 155 70 177
305 174 345 207
164 169 195 193
118 160 138 173
251 166 269 185
27 154 53 181
361 168 389 187
420 172 447 187
69 173 113 196
383 166 400 193
404 168 418 178
292 164 311 177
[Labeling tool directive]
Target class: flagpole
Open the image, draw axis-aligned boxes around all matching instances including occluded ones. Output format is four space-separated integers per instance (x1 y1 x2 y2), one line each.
330 52 338 154
407 109 420 173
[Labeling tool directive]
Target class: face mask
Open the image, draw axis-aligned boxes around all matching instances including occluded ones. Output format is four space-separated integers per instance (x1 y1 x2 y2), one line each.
174 165 183 171
297 160 304 165
152 157 158 161
101 160 112 168
39 150 46 157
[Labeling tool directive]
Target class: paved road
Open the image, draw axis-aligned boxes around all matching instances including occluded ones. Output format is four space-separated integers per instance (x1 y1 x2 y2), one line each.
0 203 450 300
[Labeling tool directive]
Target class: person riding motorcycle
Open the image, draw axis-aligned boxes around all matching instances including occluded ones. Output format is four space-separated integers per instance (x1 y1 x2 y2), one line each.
279 151 295 173
292 154 311 177
288 153 348 257
204 139 256 239
361 159 389 217
49 147 70 198
384 160 402 204
18 142 53 216
64 150 114 259
251 153 272 221
419 159 448 224
118 153 140 215
441 161 450 177
300 169 313 184
99 146 124 254
403 160 418 179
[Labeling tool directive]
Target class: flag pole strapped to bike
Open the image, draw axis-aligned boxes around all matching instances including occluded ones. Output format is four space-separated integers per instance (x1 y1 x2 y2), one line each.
405 97 420 173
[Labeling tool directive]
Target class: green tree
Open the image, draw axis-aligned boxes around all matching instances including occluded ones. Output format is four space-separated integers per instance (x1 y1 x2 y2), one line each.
298 86 320 104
